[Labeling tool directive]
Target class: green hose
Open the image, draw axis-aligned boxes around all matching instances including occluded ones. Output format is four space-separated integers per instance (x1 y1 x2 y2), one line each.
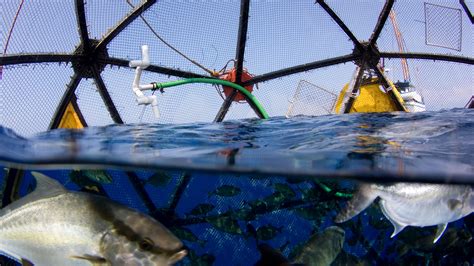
152 78 269 119
315 180 353 198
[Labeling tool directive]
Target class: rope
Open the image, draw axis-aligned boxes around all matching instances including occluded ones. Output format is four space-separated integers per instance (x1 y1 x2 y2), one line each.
1 0 25 79
3 0 25 54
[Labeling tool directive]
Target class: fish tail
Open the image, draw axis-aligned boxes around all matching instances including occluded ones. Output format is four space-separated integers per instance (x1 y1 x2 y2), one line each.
335 184 377 223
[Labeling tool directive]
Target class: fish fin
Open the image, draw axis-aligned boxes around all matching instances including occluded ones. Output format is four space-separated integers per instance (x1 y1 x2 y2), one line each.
0 172 66 215
168 250 188 265
31 171 67 196
379 201 406 238
71 255 108 265
447 199 462 211
389 223 406 238
21 258 34 266
335 184 377 223
433 224 448 244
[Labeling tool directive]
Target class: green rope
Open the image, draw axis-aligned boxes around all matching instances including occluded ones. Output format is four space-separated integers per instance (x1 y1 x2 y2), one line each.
152 78 269 119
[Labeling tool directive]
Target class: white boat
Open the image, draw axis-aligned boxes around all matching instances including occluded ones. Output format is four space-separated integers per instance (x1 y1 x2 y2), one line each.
395 81 426 112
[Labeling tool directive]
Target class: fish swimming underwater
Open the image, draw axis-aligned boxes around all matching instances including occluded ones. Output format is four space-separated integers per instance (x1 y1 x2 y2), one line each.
292 226 345 266
335 183 473 243
0 172 187 266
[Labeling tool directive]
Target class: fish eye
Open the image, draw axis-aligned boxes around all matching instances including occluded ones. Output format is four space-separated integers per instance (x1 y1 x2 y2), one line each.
139 238 154 251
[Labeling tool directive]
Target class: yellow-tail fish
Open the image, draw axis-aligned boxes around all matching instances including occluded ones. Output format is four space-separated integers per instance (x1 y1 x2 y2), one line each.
0 172 187 266
335 183 473 243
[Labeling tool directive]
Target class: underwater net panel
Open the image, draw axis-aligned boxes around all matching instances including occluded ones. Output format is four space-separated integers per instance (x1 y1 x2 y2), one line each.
1 166 473 266
424 2 463 51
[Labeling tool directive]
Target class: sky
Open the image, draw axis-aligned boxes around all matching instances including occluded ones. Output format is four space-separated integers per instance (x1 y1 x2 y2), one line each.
0 0 473 136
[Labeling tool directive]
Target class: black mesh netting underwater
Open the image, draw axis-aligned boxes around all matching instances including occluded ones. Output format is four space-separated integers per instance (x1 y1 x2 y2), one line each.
0 1 473 265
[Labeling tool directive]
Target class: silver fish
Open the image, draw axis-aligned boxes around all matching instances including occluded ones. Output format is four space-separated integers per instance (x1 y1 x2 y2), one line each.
335 183 473 243
0 171 187 266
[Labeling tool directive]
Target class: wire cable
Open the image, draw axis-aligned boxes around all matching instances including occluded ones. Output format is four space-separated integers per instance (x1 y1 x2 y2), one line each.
126 0 218 76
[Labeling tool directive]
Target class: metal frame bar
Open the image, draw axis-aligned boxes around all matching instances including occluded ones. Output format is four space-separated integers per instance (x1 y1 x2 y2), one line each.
343 66 365 113
167 172 192 212
101 57 207 79
0 54 77 66
95 0 157 52
242 54 359 86
234 0 251 84
2 52 473 83
380 52 474 64
460 0 474 24
75 0 91 52
91 65 124 124
49 0 90 130
125 171 159 215
214 0 251 122
71 94 88 127
316 0 363 51
369 0 395 47
49 73 83 129
371 63 407 111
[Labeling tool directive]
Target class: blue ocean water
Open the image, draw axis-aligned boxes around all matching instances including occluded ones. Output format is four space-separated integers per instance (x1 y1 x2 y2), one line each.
0 109 473 265
0 108 473 183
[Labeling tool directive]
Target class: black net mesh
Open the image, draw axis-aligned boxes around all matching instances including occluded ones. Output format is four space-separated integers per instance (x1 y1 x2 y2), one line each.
75 77 115 127
396 59 473 110
325 0 386 41
251 63 356 117
1 0 79 55
0 2 474 265
85 1 138 42
286 80 338 117
0 0 472 135
0 64 73 136
108 1 240 76
245 1 354 76
101 65 225 124
424 3 463 51
377 0 472 57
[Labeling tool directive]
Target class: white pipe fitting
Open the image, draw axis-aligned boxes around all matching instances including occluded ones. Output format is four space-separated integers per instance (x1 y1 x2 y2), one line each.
129 45 150 68
130 45 160 119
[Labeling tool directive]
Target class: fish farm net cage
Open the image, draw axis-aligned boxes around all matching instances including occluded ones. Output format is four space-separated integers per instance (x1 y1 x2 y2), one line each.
0 1 474 265
0 0 472 136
